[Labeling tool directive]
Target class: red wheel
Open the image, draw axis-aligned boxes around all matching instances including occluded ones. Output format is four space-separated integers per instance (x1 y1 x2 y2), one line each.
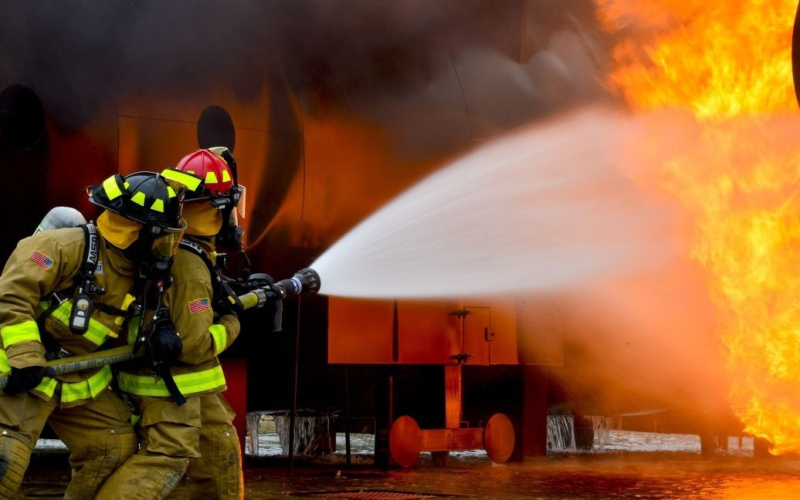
389 416 421 467
484 413 515 464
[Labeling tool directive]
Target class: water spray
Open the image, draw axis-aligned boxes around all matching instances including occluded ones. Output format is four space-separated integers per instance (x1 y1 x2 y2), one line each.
311 106 670 299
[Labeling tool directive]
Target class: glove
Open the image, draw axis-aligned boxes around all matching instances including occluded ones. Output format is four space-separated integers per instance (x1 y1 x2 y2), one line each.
215 281 243 317
146 316 182 367
4 366 46 395
214 297 239 318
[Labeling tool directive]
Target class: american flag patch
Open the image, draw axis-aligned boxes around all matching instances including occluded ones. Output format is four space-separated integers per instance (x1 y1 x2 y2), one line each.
188 297 210 315
29 250 54 270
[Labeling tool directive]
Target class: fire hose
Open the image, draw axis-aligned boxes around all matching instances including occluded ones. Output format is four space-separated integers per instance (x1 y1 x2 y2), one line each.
0 268 321 391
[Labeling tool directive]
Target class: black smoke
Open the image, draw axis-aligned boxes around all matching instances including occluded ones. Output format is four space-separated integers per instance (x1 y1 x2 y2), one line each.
0 0 610 132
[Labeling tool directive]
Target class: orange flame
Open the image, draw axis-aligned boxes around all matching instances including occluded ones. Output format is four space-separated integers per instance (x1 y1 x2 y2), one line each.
599 0 800 453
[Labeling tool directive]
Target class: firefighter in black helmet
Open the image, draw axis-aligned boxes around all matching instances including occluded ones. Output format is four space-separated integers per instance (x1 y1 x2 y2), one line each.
0 171 185 499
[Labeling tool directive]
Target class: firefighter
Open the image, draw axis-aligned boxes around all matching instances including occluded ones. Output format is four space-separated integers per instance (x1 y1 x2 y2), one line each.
99 150 243 500
0 171 186 499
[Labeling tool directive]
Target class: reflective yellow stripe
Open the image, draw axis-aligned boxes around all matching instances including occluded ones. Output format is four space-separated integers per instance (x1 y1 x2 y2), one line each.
49 301 112 346
61 365 113 404
131 191 146 206
1 321 40 347
150 199 164 213
0 350 10 374
167 186 177 199
118 365 226 397
209 324 227 356
205 172 218 184
34 376 57 398
127 320 140 345
162 169 202 192
222 169 231 182
103 176 123 201
116 294 136 325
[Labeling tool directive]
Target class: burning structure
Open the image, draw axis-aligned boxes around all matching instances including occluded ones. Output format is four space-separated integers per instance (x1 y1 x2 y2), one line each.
0 0 798 466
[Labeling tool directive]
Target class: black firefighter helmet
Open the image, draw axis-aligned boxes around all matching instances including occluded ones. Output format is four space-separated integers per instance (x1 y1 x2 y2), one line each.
88 171 186 234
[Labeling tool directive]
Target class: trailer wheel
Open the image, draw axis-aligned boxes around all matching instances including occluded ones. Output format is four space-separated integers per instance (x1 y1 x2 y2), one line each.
389 416 421 467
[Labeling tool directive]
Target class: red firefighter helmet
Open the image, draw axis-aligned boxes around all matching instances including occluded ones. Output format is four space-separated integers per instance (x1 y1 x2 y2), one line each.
165 147 247 250
175 147 234 199
167 147 246 218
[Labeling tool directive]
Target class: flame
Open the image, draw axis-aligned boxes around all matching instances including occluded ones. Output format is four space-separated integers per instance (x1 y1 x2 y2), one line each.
599 0 800 453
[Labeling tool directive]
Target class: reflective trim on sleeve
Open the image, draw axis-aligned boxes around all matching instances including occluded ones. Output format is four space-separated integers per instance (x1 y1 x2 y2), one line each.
117 365 226 397
209 324 227 356
48 300 113 345
60 365 113 404
0 350 10 374
33 376 58 399
1 321 41 347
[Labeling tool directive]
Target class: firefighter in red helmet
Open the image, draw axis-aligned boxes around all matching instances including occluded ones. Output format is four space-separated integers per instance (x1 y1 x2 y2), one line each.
99 149 244 499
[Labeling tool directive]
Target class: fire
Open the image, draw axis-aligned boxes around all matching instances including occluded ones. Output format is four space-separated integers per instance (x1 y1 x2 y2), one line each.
598 0 800 453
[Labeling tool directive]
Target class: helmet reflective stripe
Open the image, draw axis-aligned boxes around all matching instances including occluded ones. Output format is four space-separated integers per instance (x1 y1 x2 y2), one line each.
103 176 124 201
205 171 218 184
131 191 146 206
151 199 164 213
162 168 203 192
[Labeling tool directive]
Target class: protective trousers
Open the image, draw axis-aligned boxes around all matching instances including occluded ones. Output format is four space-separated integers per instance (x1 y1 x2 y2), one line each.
96 395 202 500
0 388 136 499
166 393 243 499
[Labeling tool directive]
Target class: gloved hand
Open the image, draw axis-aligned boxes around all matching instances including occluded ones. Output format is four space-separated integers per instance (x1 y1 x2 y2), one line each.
4 366 46 395
214 296 239 318
146 315 182 367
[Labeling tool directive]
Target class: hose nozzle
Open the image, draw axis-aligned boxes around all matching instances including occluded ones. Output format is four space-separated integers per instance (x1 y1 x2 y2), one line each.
238 268 322 310
274 268 321 298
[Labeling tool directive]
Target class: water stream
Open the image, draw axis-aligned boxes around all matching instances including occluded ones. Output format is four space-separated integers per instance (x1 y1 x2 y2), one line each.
312 105 668 299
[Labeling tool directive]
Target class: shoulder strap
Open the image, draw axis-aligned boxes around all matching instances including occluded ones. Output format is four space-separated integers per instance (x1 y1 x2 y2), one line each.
178 238 242 312
178 238 205 259
81 223 100 277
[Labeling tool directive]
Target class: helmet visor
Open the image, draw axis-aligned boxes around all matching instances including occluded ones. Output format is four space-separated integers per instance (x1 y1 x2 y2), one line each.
150 220 186 262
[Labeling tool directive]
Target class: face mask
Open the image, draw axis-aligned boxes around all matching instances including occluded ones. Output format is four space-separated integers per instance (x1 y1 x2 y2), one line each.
97 211 144 250
149 224 186 262
182 201 223 237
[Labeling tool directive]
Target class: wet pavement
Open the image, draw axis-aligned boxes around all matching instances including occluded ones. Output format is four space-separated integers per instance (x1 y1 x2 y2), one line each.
17 451 800 499
14 428 800 499
239 453 800 499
